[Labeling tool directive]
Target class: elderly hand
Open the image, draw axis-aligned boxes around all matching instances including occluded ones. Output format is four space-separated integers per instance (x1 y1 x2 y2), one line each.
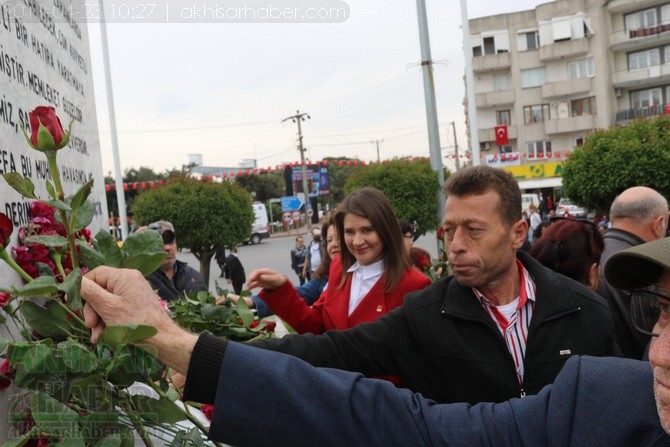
81 266 198 373
246 268 288 292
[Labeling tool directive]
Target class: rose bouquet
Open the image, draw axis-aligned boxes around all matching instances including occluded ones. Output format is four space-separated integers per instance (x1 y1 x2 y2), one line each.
0 107 269 447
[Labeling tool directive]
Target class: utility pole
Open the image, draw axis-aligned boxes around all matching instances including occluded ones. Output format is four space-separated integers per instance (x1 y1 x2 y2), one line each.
282 110 312 231
451 122 460 170
370 139 384 163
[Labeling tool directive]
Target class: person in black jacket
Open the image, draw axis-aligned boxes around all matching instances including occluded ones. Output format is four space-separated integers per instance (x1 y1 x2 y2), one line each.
143 220 207 301
249 165 618 404
596 186 669 359
224 246 246 295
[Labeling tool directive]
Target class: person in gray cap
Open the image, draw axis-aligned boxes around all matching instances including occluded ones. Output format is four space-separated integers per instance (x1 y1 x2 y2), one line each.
144 220 207 301
80 237 670 445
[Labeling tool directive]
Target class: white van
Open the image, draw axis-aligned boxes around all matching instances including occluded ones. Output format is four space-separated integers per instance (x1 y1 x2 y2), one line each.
246 202 270 245
521 193 540 214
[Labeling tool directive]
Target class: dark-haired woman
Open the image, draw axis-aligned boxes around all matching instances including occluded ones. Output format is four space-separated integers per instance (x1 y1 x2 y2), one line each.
247 187 431 335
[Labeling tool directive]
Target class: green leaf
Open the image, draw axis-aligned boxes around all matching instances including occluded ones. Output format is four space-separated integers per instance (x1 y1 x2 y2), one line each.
69 374 107 408
107 344 161 386
7 342 65 389
98 325 158 350
46 199 72 211
77 241 106 270
57 341 98 373
69 179 94 211
12 276 59 298
0 426 39 447
30 391 81 437
19 301 69 338
92 230 123 268
92 435 122 447
52 438 86 447
36 123 57 150
132 395 186 424
1 172 37 199
235 298 255 326
58 267 82 310
120 231 166 275
74 200 95 231
23 235 68 248
170 427 206 447
36 262 57 278
46 180 57 200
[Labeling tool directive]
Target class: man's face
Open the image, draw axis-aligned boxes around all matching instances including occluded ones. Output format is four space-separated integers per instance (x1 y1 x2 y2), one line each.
312 230 321 241
442 190 526 292
648 270 670 433
159 231 178 271
296 237 304 248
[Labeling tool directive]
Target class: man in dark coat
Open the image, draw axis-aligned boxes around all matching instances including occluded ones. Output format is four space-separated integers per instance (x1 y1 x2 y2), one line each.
143 220 207 301
597 186 668 359
224 246 246 295
249 166 617 404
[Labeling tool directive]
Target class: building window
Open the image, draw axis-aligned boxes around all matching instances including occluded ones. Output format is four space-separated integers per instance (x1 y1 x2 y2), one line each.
571 97 597 116
493 74 509 91
521 67 546 88
625 8 658 31
518 31 539 51
526 140 552 158
575 137 585 147
524 104 550 123
496 110 511 125
631 88 663 108
628 48 661 71
499 145 513 153
568 58 594 79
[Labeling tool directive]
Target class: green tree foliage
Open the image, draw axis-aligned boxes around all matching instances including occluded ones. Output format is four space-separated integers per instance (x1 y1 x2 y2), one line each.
563 116 670 212
131 177 254 285
235 171 285 202
320 157 363 208
344 158 442 236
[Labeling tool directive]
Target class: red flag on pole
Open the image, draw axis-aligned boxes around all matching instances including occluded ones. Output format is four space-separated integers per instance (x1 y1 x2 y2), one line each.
495 125 509 146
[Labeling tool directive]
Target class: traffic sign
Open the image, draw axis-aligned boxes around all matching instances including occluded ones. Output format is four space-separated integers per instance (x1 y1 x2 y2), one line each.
292 211 301 221
307 208 314 217
281 195 303 211
282 212 292 223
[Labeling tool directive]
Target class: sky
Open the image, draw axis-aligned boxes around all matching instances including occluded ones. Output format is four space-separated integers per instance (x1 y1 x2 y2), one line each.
87 0 547 176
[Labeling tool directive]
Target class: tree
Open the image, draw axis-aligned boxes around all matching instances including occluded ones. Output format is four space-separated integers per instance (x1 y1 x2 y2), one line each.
131 177 254 286
344 158 443 236
235 171 285 203
563 116 670 212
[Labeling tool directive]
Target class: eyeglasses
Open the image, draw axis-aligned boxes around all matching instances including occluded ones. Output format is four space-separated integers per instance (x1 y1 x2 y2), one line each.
148 224 176 245
404 233 413 239
629 290 670 337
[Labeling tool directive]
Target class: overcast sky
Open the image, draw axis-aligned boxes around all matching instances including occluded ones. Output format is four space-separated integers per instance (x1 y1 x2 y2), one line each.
87 0 546 175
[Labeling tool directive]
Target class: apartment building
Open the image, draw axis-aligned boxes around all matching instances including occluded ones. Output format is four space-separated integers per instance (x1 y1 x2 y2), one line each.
468 0 666 192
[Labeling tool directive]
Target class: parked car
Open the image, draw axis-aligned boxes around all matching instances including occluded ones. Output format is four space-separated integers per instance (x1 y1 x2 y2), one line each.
556 198 587 217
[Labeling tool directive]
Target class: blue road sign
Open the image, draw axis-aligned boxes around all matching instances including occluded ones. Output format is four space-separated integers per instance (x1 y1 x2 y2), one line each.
281 196 303 211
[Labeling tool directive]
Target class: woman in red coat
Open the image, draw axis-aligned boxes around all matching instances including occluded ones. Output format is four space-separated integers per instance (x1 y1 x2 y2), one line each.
247 187 431 334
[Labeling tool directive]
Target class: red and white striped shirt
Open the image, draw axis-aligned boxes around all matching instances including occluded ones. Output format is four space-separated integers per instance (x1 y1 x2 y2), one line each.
472 259 536 389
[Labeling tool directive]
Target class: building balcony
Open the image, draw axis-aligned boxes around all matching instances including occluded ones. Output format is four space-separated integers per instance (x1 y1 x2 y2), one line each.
475 89 515 108
606 0 652 15
544 114 596 135
542 77 593 99
616 104 666 124
538 38 590 62
610 24 670 52
472 52 512 73
612 64 670 88
478 125 518 146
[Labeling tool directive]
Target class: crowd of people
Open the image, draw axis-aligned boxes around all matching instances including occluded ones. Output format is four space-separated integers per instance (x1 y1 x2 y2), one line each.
86 165 670 445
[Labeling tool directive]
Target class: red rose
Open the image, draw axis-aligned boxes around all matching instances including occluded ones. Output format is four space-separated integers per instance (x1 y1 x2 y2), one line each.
28 106 68 151
415 253 432 270
436 226 445 240
0 358 13 390
0 213 12 248
200 404 214 420
262 320 277 332
0 292 10 307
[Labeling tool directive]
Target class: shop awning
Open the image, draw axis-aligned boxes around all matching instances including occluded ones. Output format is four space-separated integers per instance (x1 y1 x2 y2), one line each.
517 177 563 190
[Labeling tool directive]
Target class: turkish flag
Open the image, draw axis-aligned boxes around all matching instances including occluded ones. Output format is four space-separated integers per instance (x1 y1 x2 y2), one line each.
495 125 509 146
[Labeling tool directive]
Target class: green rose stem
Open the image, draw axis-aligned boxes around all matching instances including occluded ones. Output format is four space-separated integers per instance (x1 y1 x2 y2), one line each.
0 247 33 283
46 150 79 269
120 399 153 447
